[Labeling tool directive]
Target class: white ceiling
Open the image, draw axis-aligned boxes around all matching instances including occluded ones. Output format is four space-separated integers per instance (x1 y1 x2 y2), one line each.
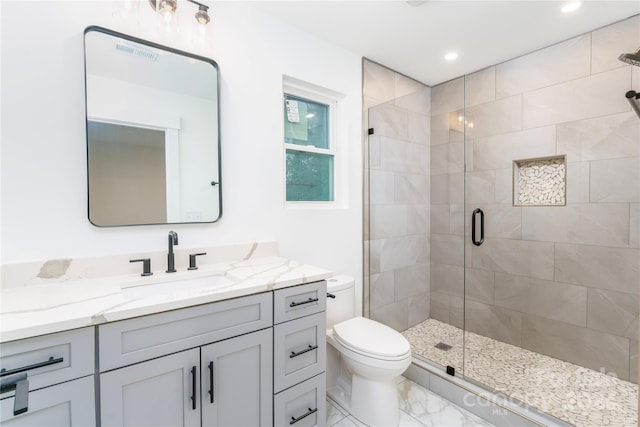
248 1 640 86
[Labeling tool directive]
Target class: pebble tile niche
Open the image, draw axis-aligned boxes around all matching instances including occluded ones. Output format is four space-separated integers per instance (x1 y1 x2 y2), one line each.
513 155 566 206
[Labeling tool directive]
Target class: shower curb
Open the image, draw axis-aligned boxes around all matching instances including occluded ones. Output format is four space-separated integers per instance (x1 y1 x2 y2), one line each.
405 358 573 427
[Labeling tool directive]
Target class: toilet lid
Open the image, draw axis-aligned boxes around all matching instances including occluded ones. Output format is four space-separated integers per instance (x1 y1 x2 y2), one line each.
333 317 411 358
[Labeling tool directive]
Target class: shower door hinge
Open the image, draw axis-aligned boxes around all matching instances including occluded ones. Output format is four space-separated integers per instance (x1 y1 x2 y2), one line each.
368 128 374 135
446 366 455 376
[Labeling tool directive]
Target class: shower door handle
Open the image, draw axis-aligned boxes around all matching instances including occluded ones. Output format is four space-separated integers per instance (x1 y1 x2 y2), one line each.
472 208 484 246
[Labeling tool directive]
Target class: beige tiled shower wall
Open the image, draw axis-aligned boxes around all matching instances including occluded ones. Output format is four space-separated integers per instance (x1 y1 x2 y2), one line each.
430 15 640 383
363 59 432 331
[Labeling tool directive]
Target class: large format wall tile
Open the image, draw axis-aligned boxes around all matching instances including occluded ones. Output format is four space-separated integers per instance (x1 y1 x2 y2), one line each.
465 268 495 304
555 243 640 294
408 205 429 234
465 171 495 205
590 157 640 203
465 95 522 139
522 314 631 380
493 168 513 204
369 271 394 311
430 234 464 267
369 170 395 204
587 288 639 340
494 273 587 327
395 263 430 300
430 205 450 234
380 234 429 272
465 300 522 346
430 291 451 323
591 15 640 75
395 86 431 116
565 162 590 204
430 262 464 297
430 174 449 205
557 111 640 162
466 66 496 108
370 204 408 239
631 203 639 249
496 34 591 99
380 136 428 174
431 77 464 117
430 113 450 146
521 204 630 248
472 238 555 280
395 173 429 204
363 60 397 104
368 102 409 139
408 291 430 327
473 126 556 171
522 67 631 129
469 205 522 240
371 300 409 332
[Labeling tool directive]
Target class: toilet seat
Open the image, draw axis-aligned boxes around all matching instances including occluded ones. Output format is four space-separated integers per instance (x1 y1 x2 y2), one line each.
332 317 411 362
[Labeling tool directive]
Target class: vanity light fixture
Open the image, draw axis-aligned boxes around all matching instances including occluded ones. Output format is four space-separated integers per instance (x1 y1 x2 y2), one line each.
149 0 211 26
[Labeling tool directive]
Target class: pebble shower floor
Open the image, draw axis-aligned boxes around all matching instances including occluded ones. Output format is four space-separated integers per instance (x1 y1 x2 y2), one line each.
402 319 638 427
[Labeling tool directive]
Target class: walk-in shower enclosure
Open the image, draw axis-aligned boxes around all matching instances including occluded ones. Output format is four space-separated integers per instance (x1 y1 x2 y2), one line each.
364 15 640 427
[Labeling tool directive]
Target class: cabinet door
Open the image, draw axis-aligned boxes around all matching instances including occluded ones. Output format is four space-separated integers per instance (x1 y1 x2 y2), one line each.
0 376 95 426
201 328 273 427
100 349 200 427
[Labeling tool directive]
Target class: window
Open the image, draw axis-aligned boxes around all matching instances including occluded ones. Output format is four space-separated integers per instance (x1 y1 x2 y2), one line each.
283 82 338 203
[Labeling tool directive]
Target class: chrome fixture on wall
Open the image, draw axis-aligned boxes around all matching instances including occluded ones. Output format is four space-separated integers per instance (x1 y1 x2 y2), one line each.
149 0 210 26
618 47 640 67
625 90 640 119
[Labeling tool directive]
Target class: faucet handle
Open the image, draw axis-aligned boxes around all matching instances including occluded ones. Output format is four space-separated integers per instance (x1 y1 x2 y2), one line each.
188 253 207 270
130 258 153 276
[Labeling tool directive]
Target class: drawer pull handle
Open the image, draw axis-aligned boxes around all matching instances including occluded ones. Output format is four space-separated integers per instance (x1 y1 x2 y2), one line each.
190 366 197 410
0 373 29 416
208 361 214 404
0 356 64 377
290 345 318 358
290 407 318 425
289 297 319 308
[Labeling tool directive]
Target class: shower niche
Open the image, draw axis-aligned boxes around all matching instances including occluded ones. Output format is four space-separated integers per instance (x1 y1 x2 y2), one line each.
513 155 566 206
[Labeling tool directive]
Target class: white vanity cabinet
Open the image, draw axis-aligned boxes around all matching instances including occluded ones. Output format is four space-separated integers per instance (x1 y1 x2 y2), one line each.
99 292 273 427
0 327 95 426
273 281 327 427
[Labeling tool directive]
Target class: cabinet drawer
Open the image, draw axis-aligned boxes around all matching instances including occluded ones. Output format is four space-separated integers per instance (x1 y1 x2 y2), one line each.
0 327 94 394
274 312 326 393
274 373 326 427
0 375 95 426
274 281 326 324
99 292 272 371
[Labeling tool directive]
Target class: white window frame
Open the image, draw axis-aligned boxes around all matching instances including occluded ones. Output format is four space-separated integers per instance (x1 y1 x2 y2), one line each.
283 77 343 208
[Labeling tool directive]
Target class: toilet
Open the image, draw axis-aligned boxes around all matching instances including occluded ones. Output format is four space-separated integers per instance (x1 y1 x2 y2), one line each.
326 275 412 427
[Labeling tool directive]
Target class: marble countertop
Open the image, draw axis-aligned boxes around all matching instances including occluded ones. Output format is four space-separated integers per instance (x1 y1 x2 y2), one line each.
0 256 332 343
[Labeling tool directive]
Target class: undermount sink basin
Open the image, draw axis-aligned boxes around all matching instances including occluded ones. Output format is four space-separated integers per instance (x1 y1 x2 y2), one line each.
120 273 237 299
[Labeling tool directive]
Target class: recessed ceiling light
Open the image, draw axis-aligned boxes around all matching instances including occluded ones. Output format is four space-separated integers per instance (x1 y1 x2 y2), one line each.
444 51 458 61
561 2 582 13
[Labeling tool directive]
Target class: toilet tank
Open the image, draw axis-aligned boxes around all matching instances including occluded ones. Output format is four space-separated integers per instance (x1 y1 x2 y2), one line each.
326 275 355 330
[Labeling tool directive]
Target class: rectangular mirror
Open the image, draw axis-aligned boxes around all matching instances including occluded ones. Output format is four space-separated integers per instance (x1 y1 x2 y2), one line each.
84 26 221 226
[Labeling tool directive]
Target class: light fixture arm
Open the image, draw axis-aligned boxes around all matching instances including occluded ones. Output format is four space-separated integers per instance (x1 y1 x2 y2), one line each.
148 0 211 25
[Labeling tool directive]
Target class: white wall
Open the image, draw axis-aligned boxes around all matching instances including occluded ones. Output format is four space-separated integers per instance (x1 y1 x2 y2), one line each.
0 1 363 311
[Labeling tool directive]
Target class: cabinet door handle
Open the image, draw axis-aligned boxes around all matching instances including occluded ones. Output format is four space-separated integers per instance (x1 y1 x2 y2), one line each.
0 356 63 377
289 345 318 358
289 297 319 307
290 407 318 425
190 366 197 410
0 373 29 416
208 361 214 404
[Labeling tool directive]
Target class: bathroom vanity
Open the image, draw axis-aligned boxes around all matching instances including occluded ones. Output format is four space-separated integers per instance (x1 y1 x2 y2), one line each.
0 254 329 427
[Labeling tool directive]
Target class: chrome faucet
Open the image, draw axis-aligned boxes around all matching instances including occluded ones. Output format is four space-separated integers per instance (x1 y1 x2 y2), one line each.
166 231 179 273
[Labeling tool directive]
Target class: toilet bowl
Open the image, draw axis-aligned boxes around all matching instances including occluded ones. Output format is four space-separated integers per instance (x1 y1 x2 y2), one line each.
326 276 412 427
